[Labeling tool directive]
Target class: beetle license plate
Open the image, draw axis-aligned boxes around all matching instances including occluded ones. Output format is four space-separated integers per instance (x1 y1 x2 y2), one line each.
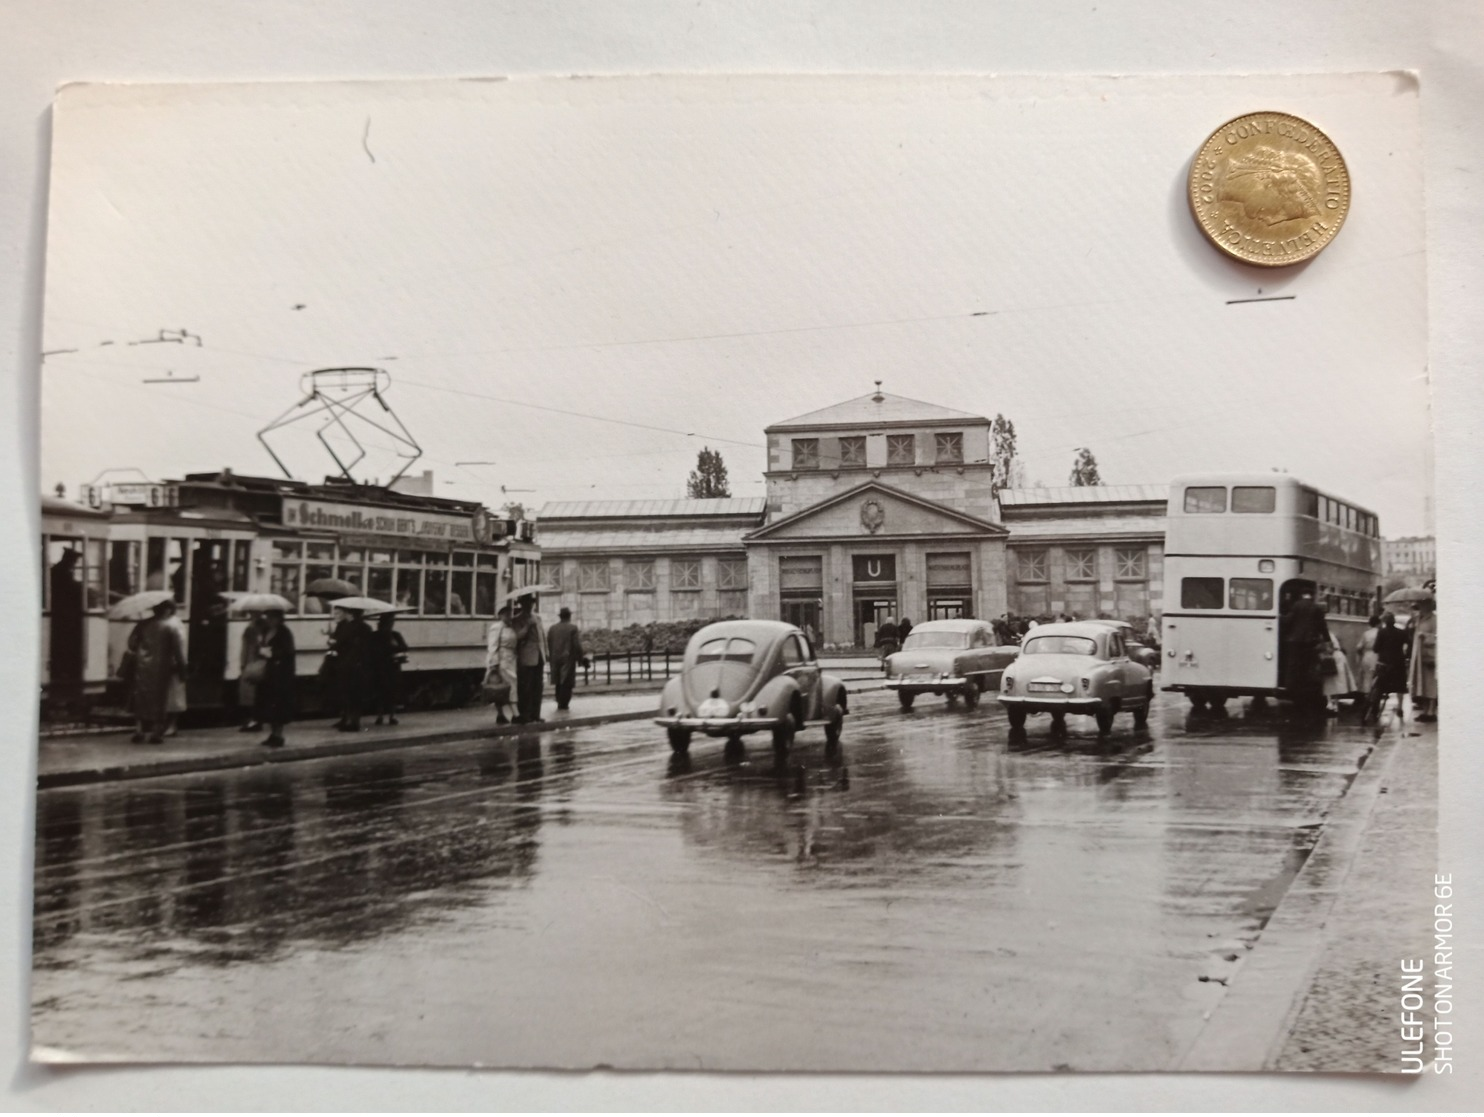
1027 682 1063 692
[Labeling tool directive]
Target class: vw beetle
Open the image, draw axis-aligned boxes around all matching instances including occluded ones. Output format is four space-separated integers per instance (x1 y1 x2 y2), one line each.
884 618 1020 710
997 621 1154 735
656 620 848 755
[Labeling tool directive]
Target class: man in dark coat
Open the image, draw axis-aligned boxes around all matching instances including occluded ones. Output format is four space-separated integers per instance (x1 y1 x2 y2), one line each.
512 601 549 724
48 548 85 706
546 607 587 712
330 606 373 731
1279 589 1328 702
254 610 297 748
1367 610 1410 722
370 612 409 726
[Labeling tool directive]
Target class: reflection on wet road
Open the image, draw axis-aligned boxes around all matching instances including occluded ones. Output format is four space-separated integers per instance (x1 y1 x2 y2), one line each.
32 692 1383 1070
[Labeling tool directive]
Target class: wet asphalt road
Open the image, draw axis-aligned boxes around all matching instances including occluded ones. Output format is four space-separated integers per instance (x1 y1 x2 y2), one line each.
31 689 1383 1071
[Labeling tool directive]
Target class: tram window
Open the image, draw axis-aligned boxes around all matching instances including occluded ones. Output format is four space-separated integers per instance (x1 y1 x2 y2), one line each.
1231 486 1276 513
335 564 365 593
304 564 333 613
84 538 106 610
1181 577 1225 609
474 570 496 615
366 567 393 601
450 569 472 615
271 562 301 612
1183 486 1227 513
396 549 423 565
231 540 251 592
452 551 474 567
109 540 140 603
1229 577 1274 611
1300 488 1320 517
146 537 167 591
395 568 422 612
271 539 301 560
306 542 335 562
424 567 448 615
167 539 187 605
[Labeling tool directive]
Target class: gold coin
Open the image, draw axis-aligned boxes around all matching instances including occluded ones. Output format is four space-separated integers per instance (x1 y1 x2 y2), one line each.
1187 111 1350 267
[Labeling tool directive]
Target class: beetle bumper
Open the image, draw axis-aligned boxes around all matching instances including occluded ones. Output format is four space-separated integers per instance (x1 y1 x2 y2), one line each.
996 696 1104 714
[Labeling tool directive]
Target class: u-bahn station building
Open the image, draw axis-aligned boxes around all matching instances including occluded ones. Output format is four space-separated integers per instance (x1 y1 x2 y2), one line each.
538 392 1168 648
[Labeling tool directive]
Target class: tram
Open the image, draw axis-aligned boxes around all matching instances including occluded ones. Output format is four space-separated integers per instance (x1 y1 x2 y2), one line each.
40 470 541 718
1159 472 1384 708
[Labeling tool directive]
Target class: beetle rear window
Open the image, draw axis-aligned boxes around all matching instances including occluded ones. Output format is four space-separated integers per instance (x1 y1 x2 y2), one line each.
903 631 969 650
1022 635 1097 656
694 637 757 663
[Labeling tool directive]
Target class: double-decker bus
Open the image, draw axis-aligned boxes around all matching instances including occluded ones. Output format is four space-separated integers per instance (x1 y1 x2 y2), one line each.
1159 473 1383 709
40 471 543 719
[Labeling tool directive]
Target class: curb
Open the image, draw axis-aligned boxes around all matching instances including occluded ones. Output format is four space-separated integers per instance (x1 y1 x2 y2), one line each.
37 707 656 790
1175 723 1407 1071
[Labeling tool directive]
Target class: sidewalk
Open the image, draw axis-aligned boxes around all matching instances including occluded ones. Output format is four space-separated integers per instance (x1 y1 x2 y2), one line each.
38 674 890 789
1178 714 1439 1072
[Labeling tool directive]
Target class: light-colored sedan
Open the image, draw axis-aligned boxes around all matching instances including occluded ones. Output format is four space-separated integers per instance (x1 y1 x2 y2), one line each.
997 621 1154 735
884 619 1020 710
655 619 848 756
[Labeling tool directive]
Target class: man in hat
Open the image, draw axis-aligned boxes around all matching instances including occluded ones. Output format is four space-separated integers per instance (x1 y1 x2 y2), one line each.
547 606 588 713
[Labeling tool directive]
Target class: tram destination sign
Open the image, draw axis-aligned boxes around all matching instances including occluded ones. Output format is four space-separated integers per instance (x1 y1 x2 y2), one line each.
283 498 485 545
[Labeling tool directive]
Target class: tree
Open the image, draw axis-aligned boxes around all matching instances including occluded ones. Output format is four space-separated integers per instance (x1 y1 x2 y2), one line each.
687 447 731 498
1069 447 1102 487
989 413 1019 495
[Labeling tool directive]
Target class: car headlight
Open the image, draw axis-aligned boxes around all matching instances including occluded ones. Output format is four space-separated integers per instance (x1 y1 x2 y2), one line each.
697 697 730 718
1060 682 1074 694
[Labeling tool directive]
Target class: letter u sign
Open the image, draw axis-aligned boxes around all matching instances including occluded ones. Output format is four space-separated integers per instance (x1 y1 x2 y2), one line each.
867 560 882 578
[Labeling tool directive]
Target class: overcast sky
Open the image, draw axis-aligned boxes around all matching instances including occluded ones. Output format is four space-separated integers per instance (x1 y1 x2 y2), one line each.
40 74 1430 533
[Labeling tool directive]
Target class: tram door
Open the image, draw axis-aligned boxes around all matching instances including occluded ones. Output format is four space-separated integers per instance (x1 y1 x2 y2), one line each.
187 540 231 707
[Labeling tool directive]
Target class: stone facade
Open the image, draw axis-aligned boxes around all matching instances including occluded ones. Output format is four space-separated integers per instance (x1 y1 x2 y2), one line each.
536 394 1172 644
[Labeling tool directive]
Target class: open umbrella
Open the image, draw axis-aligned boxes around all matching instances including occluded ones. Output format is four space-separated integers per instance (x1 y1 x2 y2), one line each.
497 582 558 608
1383 586 1434 606
324 595 397 614
107 590 175 620
305 577 358 599
222 592 294 614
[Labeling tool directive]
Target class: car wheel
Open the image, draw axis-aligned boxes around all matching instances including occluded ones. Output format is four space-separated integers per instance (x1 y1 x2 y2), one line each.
1006 706 1027 731
898 692 916 711
1050 711 1067 733
772 713 795 755
1189 691 1208 711
962 681 980 710
824 705 844 751
1208 695 1227 711
1133 700 1150 729
666 726 692 754
1095 707 1114 736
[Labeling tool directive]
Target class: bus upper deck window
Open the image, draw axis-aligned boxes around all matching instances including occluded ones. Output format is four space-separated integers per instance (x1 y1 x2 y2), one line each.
1181 577 1224 609
1231 486 1276 513
1229 577 1274 611
1184 486 1227 513
1301 488 1320 517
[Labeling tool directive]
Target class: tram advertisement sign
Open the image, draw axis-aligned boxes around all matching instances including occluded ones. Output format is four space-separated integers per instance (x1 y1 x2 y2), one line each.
283 498 476 544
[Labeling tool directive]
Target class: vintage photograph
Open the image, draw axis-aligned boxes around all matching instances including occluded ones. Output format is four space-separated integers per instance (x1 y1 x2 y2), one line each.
31 73 1434 1072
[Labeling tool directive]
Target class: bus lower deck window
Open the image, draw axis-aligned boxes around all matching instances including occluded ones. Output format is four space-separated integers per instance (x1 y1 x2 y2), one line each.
1229 577 1274 610
1181 577 1224 609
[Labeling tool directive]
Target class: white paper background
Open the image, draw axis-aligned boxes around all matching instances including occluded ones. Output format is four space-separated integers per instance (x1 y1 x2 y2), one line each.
3 2 1481 1109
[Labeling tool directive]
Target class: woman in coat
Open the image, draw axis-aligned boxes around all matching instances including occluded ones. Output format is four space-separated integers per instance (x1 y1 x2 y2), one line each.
252 609 297 748
484 603 518 724
127 599 187 743
1353 614 1382 696
1408 598 1437 721
1364 611 1410 724
238 613 267 732
328 605 373 731
370 612 409 726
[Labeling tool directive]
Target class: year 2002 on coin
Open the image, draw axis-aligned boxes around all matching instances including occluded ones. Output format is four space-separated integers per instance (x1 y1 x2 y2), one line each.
1187 111 1350 267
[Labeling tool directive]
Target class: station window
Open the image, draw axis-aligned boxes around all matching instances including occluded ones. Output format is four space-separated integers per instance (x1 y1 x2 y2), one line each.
1181 577 1225 610
626 560 656 591
1231 486 1276 513
886 434 916 466
671 559 701 590
578 560 611 593
839 436 867 467
1115 547 1147 580
718 558 749 590
791 438 820 471
1016 550 1048 583
1183 486 1227 513
1064 548 1096 581
1229 577 1274 611
934 432 964 464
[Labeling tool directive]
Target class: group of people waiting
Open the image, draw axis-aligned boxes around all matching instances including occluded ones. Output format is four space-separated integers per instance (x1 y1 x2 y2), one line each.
483 601 588 726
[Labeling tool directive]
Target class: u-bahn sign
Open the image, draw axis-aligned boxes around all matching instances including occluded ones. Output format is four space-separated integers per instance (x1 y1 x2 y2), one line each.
283 498 478 545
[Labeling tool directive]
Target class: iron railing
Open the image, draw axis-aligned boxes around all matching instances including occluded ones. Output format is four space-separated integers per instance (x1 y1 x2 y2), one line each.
577 651 677 686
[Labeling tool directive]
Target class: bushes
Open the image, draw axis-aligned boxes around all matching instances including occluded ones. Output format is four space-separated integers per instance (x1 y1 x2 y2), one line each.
582 616 742 656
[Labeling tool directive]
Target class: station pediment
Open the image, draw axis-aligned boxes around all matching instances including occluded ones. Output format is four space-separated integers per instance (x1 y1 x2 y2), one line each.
745 481 1005 542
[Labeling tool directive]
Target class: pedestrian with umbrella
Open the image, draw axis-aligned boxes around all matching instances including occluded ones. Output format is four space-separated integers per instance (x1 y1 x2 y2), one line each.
1363 611 1410 724
484 602 518 724
510 592 549 724
325 603 374 731
118 595 187 743
370 609 410 726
